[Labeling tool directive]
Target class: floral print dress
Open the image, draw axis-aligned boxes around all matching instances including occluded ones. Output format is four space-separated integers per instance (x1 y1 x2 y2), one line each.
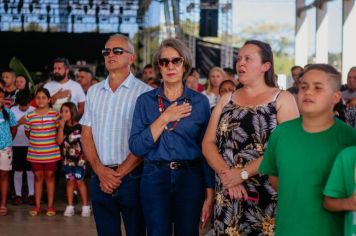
61 124 86 180
345 106 356 128
214 94 280 236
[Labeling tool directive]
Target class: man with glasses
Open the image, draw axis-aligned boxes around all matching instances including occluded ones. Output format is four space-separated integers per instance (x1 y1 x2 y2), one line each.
44 57 86 116
80 34 151 236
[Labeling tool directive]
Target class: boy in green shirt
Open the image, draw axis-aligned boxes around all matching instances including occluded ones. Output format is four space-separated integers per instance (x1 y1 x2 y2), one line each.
259 64 356 236
324 146 356 236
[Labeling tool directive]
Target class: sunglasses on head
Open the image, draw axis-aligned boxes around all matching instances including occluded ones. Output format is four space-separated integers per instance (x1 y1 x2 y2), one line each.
101 47 132 57
158 57 184 67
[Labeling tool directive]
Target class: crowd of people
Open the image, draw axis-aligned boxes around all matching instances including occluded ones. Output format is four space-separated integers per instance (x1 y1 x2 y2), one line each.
0 33 355 236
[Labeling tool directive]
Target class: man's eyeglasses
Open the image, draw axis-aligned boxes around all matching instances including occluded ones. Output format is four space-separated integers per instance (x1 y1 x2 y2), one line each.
158 57 184 67
101 47 132 57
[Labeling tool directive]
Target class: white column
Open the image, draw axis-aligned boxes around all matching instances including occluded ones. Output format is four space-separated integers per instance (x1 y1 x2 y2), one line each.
342 0 356 83
295 0 308 67
315 2 328 63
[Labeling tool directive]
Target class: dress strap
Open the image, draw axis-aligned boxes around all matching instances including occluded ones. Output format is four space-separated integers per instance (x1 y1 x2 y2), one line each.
272 89 283 102
224 92 233 106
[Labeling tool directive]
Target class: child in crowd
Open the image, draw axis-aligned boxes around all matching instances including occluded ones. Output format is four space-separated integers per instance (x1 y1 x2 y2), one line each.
57 102 90 217
259 64 356 236
10 91 35 205
218 79 236 96
0 88 17 215
323 146 356 236
25 88 61 216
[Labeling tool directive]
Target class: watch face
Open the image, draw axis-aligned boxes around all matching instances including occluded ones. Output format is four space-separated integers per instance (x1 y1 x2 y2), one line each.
241 170 249 180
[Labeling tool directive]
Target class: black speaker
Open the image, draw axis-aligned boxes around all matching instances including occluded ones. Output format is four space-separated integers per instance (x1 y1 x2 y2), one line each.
199 0 218 37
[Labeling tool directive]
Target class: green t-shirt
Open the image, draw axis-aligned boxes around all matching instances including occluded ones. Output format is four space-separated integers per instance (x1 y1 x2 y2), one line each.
259 117 356 236
324 146 356 236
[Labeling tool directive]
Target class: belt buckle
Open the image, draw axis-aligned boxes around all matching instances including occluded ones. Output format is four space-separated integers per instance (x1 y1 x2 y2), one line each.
169 162 179 170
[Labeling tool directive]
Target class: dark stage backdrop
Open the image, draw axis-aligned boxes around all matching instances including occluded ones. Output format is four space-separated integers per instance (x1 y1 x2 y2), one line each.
0 32 115 71
196 38 239 78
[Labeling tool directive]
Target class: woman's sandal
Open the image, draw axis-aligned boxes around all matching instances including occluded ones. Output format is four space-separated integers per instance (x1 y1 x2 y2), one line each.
46 208 56 217
0 207 7 216
29 207 41 216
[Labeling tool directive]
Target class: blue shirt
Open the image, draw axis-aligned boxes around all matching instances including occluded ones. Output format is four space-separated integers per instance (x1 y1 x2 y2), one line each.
0 107 17 150
129 85 214 188
80 73 152 166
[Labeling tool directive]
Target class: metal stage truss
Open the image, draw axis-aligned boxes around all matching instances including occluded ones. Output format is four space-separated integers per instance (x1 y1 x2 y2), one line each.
177 0 234 68
0 0 150 33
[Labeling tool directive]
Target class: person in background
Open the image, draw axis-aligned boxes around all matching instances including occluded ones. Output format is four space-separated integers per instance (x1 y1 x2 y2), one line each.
342 67 356 104
203 40 299 235
146 77 161 88
15 75 32 106
0 88 17 216
202 67 227 108
129 38 214 236
1 68 18 108
91 78 99 85
11 91 35 206
142 64 156 82
223 67 236 84
287 65 304 96
210 80 237 111
191 67 200 80
185 74 198 91
44 57 85 116
191 67 205 92
218 80 236 96
76 67 94 95
15 75 30 91
259 64 356 236
80 34 151 236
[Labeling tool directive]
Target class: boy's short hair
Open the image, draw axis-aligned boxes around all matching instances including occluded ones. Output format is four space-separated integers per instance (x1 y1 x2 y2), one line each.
303 64 341 91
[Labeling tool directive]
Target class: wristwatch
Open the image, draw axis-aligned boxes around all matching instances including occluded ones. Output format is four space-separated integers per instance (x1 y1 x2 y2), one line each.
240 169 249 180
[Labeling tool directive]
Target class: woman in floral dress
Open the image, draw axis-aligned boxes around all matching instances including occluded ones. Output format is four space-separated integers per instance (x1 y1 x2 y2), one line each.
203 40 299 235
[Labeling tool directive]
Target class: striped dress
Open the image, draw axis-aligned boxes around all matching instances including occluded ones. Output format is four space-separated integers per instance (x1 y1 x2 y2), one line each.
24 110 61 163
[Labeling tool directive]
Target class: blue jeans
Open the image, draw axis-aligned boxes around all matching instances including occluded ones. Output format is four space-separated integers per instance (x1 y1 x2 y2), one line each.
90 166 145 236
141 161 205 236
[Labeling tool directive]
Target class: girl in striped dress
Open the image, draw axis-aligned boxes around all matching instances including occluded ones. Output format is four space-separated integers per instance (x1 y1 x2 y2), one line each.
25 88 60 216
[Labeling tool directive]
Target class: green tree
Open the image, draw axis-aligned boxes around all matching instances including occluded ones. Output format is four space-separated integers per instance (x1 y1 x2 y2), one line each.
133 26 160 71
233 23 294 74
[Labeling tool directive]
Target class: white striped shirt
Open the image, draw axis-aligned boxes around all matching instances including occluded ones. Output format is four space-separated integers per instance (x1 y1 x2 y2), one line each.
80 73 152 166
